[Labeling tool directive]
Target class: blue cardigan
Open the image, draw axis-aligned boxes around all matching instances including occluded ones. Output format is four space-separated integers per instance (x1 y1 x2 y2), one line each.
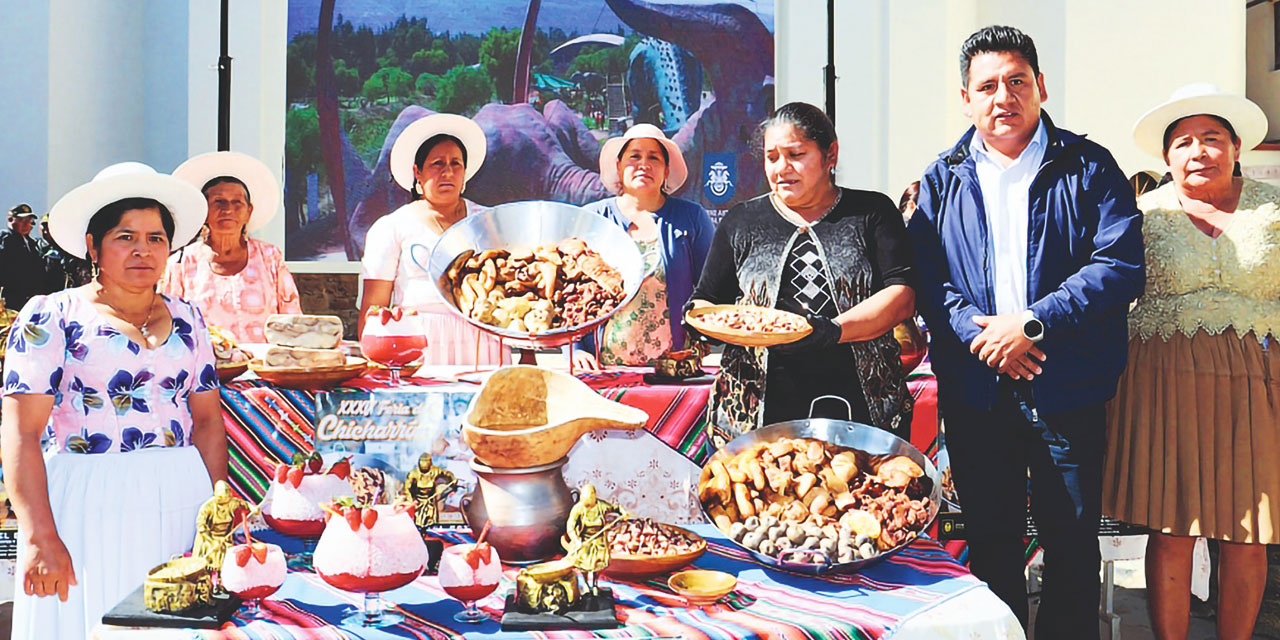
906 113 1145 414
580 196 715 352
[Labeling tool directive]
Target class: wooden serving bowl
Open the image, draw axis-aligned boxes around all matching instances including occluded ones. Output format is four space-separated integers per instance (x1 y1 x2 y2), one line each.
216 361 250 383
602 523 706 578
684 305 812 347
249 356 368 390
462 365 648 468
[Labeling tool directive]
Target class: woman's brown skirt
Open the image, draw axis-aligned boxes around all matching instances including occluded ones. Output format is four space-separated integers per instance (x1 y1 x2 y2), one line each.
1103 329 1280 543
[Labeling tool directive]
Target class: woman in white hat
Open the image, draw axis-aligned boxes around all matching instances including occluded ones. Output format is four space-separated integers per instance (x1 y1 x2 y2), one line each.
1103 83 1276 640
571 123 714 369
1 163 224 640
161 151 302 343
359 113 508 365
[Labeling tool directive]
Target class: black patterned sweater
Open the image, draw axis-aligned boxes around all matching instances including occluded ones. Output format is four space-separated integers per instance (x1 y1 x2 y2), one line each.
691 188 914 444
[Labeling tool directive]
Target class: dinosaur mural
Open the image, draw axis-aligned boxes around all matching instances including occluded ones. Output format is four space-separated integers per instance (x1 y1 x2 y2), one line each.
299 0 774 262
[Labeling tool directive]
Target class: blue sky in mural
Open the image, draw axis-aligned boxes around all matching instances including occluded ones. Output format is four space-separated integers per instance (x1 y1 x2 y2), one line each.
287 0 774 38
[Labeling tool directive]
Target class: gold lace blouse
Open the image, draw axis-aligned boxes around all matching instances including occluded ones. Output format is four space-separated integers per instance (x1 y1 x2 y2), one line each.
1130 179 1280 343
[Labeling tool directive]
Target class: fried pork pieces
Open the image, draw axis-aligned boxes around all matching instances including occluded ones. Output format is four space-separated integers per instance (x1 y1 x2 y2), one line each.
446 238 625 333
699 437 933 562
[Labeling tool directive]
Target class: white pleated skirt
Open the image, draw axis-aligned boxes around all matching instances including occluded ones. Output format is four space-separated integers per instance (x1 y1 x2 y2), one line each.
12 446 213 640
414 306 511 366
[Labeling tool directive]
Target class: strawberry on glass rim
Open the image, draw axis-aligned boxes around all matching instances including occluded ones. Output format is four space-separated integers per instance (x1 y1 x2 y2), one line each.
360 306 426 386
221 518 286 614
313 498 429 627
439 522 501 624
261 453 354 539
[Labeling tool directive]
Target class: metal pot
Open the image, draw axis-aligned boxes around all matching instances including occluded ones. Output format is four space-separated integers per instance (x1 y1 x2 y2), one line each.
699 397 942 575
461 456 576 565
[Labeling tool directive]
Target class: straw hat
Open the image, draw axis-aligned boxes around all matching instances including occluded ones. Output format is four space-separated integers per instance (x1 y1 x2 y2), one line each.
389 113 488 191
1132 83 1268 159
173 151 280 232
598 124 688 194
47 162 206 260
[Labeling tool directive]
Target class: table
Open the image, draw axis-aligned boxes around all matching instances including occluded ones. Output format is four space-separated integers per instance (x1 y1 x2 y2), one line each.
94 525 1023 640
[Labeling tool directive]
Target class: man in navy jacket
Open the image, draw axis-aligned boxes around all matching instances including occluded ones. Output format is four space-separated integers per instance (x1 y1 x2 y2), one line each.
907 26 1143 640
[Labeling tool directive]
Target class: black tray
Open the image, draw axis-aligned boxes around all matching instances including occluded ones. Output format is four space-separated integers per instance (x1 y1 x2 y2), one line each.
500 588 619 630
642 371 715 386
102 586 240 629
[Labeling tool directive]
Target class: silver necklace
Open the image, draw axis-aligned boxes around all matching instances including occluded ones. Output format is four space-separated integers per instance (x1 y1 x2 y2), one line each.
771 189 843 232
102 288 158 340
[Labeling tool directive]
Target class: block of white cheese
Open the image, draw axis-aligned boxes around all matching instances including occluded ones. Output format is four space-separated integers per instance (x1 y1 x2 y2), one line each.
262 314 344 349
263 345 346 369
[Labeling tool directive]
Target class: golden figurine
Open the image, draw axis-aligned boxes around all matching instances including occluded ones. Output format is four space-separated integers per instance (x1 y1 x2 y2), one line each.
144 556 214 613
563 484 627 596
515 558 581 613
402 453 457 530
192 480 255 579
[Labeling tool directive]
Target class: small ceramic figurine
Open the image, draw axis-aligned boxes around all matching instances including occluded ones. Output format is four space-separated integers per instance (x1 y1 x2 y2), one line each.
564 484 627 596
144 556 214 613
192 480 255 582
401 453 458 530
515 558 581 614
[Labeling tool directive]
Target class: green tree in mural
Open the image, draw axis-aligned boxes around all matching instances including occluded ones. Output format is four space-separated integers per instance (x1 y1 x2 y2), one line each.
415 72 440 96
479 27 523 103
333 59 361 97
362 66 413 104
435 66 494 114
410 49 450 76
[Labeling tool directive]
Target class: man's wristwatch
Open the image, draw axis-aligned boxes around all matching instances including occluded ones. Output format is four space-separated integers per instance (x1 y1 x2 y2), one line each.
1021 310 1045 343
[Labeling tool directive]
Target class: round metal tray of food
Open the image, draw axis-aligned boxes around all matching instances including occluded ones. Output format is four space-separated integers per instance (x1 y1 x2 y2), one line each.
697 399 941 575
425 201 648 349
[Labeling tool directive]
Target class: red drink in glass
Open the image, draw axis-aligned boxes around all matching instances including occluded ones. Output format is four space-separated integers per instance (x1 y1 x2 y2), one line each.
361 307 425 385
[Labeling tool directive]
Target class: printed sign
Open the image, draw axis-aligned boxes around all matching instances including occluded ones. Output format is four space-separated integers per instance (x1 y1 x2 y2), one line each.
703 153 737 205
314 387 479 526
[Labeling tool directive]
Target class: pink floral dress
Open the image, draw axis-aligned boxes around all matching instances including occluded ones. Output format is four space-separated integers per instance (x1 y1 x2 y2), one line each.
2 290 219 454
161 238 302 343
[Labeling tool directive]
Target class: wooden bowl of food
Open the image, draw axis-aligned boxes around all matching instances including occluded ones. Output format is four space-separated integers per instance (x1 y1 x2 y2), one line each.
668 569 736 606
216 360 250 383
685 304 811 347
249 356 368 390
599 519 706 578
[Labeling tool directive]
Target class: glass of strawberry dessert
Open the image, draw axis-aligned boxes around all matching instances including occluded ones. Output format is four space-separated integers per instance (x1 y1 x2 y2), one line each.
221 524 286 615
313 500 429 627
260 453 354 569
438 538 502 623
360 306 425 386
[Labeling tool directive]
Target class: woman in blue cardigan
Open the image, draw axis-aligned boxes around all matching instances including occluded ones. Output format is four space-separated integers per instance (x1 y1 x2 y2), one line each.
572 124 715 369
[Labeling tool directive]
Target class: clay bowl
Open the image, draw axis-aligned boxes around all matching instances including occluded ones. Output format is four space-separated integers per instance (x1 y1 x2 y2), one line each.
216 360 250 383
668 569 737 607
684 305 812 347
462 365 649 468
600 523 706 578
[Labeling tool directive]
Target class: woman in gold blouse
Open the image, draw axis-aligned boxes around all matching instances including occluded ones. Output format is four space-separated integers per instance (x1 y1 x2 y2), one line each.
1104 84 1275 640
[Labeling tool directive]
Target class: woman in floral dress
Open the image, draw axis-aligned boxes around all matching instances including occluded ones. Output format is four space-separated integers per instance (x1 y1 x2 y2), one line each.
573 124 715 368
1 163 224 640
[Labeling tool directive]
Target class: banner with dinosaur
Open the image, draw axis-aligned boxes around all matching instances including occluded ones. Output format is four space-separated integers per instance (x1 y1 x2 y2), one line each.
283 0 775 262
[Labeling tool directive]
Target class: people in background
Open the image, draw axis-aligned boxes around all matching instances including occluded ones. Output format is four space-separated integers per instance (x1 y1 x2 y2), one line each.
359 113 508 366
2 162 225 640
0 204 50 311
572 124 714 369
1104 83 1275 640
689 102 916 444
40 214 93 292
906 26 1143 640
161 151 302 343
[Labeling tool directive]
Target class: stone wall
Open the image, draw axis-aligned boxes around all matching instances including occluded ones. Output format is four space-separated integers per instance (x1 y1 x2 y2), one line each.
294 273 359 340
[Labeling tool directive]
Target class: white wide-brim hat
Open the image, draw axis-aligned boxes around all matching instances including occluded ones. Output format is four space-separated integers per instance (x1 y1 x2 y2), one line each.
389 113 487 191
48 162 207 260
598 123 688 194
173 151 279 232
1132 82 1268 160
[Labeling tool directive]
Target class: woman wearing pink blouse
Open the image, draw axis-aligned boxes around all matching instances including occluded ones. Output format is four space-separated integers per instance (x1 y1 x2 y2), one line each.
161 152 302 342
